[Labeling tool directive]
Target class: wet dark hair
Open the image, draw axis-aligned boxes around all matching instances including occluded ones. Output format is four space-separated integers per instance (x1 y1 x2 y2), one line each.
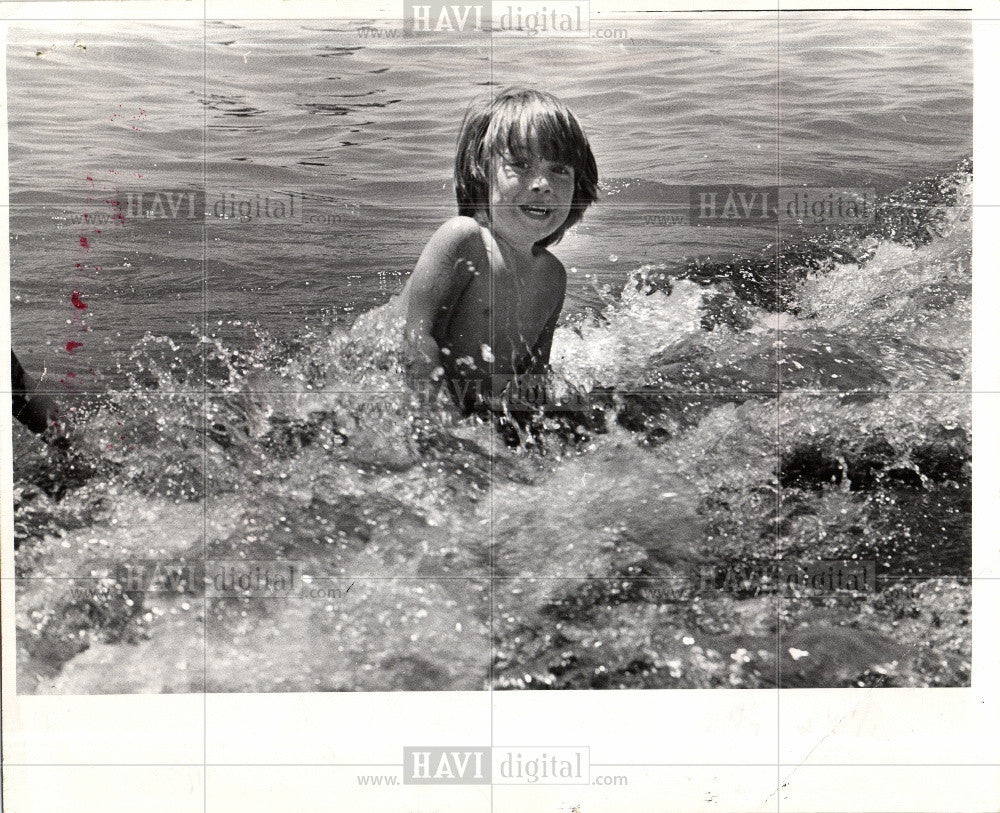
454 87 598 248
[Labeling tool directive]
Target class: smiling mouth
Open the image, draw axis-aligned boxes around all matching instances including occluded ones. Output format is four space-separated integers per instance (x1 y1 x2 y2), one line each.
519 204 552 219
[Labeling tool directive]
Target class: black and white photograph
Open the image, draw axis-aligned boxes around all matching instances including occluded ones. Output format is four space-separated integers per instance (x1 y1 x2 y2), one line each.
2 0 993 808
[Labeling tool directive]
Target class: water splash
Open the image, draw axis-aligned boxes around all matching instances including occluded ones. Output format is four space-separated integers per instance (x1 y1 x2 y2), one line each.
15 161 972 692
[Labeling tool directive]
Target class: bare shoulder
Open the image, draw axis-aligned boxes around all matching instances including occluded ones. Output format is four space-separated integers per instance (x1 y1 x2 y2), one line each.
537 249 568 292
401 216 485 310
405 216 483 288
429 215 483 252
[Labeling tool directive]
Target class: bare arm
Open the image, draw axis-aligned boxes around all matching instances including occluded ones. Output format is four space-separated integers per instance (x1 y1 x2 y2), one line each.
400 217 479 379
525 258 567 375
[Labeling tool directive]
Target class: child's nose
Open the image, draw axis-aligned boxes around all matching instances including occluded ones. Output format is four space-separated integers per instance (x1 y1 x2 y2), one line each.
530 174 552 192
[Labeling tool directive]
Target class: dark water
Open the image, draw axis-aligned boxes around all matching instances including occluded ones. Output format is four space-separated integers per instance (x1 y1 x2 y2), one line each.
7 17 971 364
9 18 971 692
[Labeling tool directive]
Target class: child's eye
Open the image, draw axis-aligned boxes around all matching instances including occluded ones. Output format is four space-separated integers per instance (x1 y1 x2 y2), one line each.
551 164 571 175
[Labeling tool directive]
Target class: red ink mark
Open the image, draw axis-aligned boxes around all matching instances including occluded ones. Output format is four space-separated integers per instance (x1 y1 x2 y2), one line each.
79 236 90 249
75 263 82 268
66 371 77 379
71 291 88 310
65 341 84 353
106 198 126 223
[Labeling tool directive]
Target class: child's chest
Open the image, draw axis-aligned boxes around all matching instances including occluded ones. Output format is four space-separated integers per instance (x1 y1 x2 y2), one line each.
457 251 555 347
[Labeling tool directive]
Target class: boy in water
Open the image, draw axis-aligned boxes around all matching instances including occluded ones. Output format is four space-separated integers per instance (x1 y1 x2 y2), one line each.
397 88 598 413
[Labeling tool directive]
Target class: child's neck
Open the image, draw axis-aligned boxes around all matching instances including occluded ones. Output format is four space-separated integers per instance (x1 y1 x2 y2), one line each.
477 215 541 265
495 231 541 265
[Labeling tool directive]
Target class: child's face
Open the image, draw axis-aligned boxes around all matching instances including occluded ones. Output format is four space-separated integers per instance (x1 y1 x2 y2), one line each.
487 146 575 250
